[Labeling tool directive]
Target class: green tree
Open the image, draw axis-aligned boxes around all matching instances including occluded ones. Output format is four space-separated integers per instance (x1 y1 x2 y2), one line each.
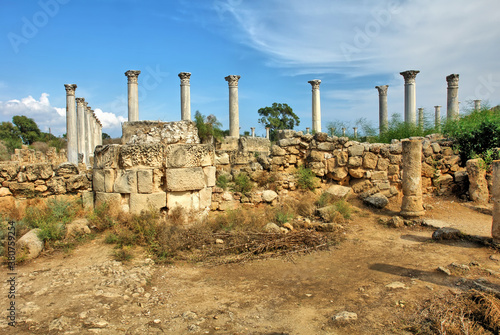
257 103 300 141
194 111 224 143
12 115 41 144
102 133 111 140
0 121 22 152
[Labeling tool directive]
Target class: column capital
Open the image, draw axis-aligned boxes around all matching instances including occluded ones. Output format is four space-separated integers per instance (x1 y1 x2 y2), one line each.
76 97 85 105
64 84 77 96
400 70 420 84
375 85 388 96
178 72 191 85
446 74 459 87
125 70 141 84
308 79 321 89
434 105 441 109
225 75 241 87
418 107 424 111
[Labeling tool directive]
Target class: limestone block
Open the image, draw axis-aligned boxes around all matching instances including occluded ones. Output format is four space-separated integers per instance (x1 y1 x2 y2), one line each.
348 156 362 167
203 166 216 187
56 162 79 177
309 162 325 177
239 137 270 153
388 164 400 176
219 200 238 211
377 157 390 171
18 229 44 260
350 179 373 193
7 182 34 197
219 136 239 150
199 187 212 209
66 174 90 192
334 151 348 166
389 154 402 165
286 146 300 155
278 138 300 147
362 152 378 170
271 145 286 156
389 143 403 154
34 184 47 193
421 163 435 178
114 169 138 194
317 142 335 151
272 156 285 165
328 167 348 181
81 191 94 210
444 155 460 167
326 158 336 173
369 144 382 154
371 171 388 180
466 159 489 203
325 185 352 200
129 192 167 214
95 192 121 207
262 190 278 202
442 147 454 156
122 120 200 145
94 145 121 169
17 172 27 183
93 169 105 193
65 218 91 238
288 155 297 164
215 152 230 165
167 191 200 211
137 170 153 194
348 144 364 157
309 150 324 162
25 163 53 181
152 169 164 192
431 143 441 153
364 193 389 208
104 169 116 193
46 177 66 195
0 187 12 197
120 143 165 169
0 162 20 180
349 168 366 179
165 167 205 192
165 144 214 168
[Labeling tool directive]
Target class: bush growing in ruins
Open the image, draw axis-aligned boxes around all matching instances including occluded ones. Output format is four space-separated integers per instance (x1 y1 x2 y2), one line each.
295 165 318 190
258 102 300 141
216 174 230 190
194 111 224 143
232 172 253 194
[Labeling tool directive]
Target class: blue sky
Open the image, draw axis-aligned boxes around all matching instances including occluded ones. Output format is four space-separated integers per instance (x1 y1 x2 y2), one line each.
0 0 499 138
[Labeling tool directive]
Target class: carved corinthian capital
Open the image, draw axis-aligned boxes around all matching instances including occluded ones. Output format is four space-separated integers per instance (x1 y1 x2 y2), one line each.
400 70 420 84
446 74 459 87
225 75 241 87
375 85 389 96
178 72 191 85
75 97 85 106
125 70 141 84
64 84 77 96
308 79 321 90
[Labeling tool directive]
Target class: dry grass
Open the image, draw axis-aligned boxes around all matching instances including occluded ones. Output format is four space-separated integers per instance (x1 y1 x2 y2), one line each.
402 289 500 334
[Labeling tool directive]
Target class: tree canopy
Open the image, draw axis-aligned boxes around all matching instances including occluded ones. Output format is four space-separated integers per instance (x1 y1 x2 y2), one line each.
194 111 225 143
13 115 41 145
257 103 300 141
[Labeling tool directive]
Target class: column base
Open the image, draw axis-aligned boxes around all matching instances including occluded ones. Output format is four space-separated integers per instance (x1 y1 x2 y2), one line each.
400 209 426 218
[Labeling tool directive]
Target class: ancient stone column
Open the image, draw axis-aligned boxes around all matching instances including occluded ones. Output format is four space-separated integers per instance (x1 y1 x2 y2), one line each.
474 99 481 111
98 121 103 146
306 127 310 135
89 110 96 154
64 84 78 164
434 106 441 131
178 72 191 121
418 108 424 130
353 127 358 139
375 85 389 133
329 127 335 136
92 111 99 150
400 139 425 217
84 103 91 165
251 127 255 137
125 70 141 122
76 97 86 163
400 70 420 126
492 160 500 240
446 74 459 121
308 79 322 133
265 127 270 139
342 128 346 137
225 75 240 138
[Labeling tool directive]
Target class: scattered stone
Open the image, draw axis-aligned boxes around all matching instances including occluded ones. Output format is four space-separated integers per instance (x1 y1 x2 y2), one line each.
363 193 389 209
387 216 404 228
332 311 358 322
215 239 224 244
437 266 451 276
17 229 44 260
261 190 278 202
324 185 352 200
385 281 407 289
65 218 91 238
432 227 462 240
283 222 294 231
182 311 198 320
490 255 499 262
263 222 281 233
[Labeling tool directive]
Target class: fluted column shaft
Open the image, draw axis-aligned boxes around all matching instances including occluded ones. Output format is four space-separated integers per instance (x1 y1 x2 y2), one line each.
64 84 78 164
308 79 322 133
401 139 425 217
418 107 424 130
375 85 388 133
400 70 419 126
225 75 240 138
434 106 441 131
474 99 481 111
446 74 459 120
76 98 86 164
85 105 92 165
179 72 191 121
125 70 141 122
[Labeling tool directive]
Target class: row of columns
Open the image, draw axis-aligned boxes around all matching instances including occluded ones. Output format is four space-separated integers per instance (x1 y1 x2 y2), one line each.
64 84 103 166
376 72 484 134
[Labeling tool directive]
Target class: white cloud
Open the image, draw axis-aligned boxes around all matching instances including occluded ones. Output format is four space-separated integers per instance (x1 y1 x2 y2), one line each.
94 108 127 130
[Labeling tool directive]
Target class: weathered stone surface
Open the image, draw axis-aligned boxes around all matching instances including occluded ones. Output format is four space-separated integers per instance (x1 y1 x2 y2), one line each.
93 169 105 193
332 311 358 322
199 187 212 208
377 157 390 171
122 120 200 145
65 218 91 238
46 177 66 195
431 143 441 153
114 169 138 194
324 185 352 200
0 162 20 180
348 144 364 156
389 143 403 154
165 144 214 168
271 145 286 156
421 163 435 178
370 171 388 180
263 222 281 233
466 158 489 203
166 167 205 192
329 167 348 181
432 227 462 240
167 191 200 211
314 132 328 142
55 162 79 177
401 140 425 217
278 138 299 147
18 229 44 260
350 179 373 193
387 216 404 228
95 192 121 206
8 182 35 197
388 164 400 176
25 163 53 180
104 169 116 193
334 151 348 166
389 154 402 165
262 190 278 202
137 170 153 194
362 152 378 169
120 143 165 169
94 145 121 169
348 168 365 179
364 193 389 208
203 166 216 187
348 156 362 167
317 142 335 151
0 187 12 197
66 174 90 192
215 152 230 165
81 190 94 210
309 150 324 162
130 192 167 214
239 137 270 153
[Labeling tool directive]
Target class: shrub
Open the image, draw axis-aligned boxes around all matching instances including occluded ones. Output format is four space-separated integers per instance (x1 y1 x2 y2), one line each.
216 174 230 190
232 172 253 194
113 247 134 262
194 111 224 143
295 165 318 190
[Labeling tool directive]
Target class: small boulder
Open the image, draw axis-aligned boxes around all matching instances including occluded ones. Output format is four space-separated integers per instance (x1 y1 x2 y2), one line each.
262 190 278 203
387 216 404 228
332 311 358 322
324 185 352 200
65 218 91 238
363 193 389 209
263 222 281 233
18 229 44 260
432 227 462 240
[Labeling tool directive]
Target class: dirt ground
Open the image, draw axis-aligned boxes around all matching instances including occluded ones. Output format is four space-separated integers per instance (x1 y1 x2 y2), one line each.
1 194 499 335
